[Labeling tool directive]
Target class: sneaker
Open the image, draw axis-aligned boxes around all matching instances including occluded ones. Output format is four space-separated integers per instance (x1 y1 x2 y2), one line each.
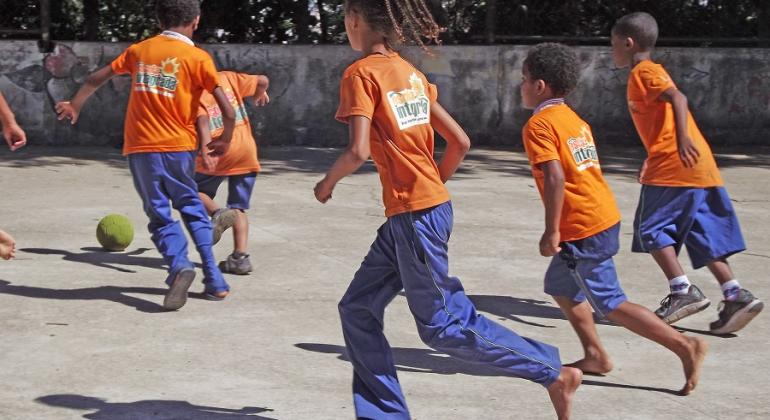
655 284 711 324
219 253 253 275
211 208 238 245
163 267 196 311
709 289 764 335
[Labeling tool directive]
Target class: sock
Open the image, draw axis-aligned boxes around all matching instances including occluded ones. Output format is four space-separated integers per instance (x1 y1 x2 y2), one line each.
232 251 248 259
721 279 741 301
669 275 691 295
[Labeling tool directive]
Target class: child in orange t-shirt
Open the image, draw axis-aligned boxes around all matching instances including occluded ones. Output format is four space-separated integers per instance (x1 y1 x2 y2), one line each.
55 0 236 310
521 42 706 395
0 91 27 260
195 70 269 275
314 2 581 419
612 12 762 334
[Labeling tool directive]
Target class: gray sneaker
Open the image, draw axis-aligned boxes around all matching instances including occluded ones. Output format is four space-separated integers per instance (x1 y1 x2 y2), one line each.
219 253 253 275
211 208 238 245
654 284 711 324
710 289 764 335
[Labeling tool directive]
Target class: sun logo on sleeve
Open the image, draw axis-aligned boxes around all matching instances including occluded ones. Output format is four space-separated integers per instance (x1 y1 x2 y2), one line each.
567 125 600 171
387 73 431 130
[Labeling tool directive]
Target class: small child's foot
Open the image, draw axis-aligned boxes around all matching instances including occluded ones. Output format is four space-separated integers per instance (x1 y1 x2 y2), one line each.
0 229 17 260
547 366 582 420
565 357 613 376
211 208 238 245
203 289 229 301
680 336 708 395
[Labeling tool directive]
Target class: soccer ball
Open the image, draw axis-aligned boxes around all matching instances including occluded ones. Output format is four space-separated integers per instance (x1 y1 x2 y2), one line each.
96 214 134 252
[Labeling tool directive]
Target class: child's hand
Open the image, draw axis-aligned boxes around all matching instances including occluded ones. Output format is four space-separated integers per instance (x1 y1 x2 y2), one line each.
0 229 16 260
201 149 218 171
314 178 335 203
2 122 27 151
677 136 700 168
253 91 270 107
637 159 648 183
539 230 561 257
55 101 80 125
206 137 231 157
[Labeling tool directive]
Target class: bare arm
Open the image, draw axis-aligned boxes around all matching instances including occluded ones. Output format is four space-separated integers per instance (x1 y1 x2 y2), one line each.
196 115 217 171
0 92 26 151
659 87 699 168
205 86 236 156
538 159 565 257
252 75 270 106
314 116 371 203
55 65 116 124
432 101 471 183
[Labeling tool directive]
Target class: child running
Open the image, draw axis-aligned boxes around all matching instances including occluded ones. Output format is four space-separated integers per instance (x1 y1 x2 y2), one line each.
611 12 763 334
520 42 707 395
56 0 236 310
195 70 270 275
314 2 581 419
0 91 27 260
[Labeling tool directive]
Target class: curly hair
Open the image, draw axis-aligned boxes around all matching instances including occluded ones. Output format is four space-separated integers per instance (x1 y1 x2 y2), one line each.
345 0 442 50
523 43 580 97
613 12 659 50
156 0 201 29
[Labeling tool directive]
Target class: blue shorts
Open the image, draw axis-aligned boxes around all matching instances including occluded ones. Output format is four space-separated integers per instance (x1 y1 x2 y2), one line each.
194 172 257 210
632 185 746 269
544 223 628 318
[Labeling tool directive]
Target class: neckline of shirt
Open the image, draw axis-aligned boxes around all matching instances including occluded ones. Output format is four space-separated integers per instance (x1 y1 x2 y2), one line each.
533 98 565 115
160 30 194 46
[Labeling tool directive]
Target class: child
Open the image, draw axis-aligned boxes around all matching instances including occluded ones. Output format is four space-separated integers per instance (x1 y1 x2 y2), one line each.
55 0 236 310
520 42 707 395
195 70 270 275
611 12 763 334
315 2 582 419
0 91 27 260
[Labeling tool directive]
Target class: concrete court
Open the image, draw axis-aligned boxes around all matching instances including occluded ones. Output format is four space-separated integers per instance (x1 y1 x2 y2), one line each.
0 145 768 420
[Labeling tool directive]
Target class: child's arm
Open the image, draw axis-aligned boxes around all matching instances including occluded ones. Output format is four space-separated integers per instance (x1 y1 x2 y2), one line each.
252 75 270 107
205 87 236 156
659 88 700 168
0 92 27 151
196 115 217 171
537 160 565 257
55 65 115 125
314 116 371 203
432 102 471 183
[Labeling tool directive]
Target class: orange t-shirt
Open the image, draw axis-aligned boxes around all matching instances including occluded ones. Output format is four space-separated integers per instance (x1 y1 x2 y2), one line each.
195 71 261 175
111 34 219 155
336 53 449 217
523 104 621 242
627 60 723 187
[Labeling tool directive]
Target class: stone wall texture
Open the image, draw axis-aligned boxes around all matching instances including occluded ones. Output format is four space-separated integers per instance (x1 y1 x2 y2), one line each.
1 40 768 147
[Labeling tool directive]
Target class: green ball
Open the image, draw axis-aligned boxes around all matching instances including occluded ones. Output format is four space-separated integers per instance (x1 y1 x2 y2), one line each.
96 214 134 252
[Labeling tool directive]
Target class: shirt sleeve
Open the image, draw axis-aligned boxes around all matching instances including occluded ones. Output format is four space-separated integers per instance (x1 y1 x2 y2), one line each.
197 52 220 93
335 74 378 123
638 66 676 105
427 82 438 103
110 46 133 75
522 120 560 167
231 72 259 98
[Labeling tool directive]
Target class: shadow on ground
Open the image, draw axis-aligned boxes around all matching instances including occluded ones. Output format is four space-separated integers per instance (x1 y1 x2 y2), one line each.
36 394 276 419
21 247 168 274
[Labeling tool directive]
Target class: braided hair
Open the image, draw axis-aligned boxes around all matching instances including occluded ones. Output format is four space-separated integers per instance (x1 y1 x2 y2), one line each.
345 0 442 50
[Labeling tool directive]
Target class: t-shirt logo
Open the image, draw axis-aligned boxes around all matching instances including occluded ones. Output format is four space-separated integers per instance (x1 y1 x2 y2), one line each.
206 89 249 132
567 125 599 171
387 73 430 130
135 57 180 98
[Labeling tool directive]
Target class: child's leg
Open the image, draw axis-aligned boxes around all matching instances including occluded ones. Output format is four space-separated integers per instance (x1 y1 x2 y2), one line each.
226 173 256 255
606 302 708 395
553 297 612 375
391 203 577 418
233 210 248 254
0 229 16 260
163 152 229 296
650 246 686 280
338 222 410 419
198 192 218 216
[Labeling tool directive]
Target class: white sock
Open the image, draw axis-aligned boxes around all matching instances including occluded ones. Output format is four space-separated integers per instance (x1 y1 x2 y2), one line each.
669 275 691 295
721 279 741 301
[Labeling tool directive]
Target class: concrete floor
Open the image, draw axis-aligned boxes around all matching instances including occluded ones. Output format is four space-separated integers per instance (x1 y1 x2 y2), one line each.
0 145 768 420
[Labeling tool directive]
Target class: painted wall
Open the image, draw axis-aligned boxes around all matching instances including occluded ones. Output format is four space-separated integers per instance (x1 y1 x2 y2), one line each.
1 40 768 147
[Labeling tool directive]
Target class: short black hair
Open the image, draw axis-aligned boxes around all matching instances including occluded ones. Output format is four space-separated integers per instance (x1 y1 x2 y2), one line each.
523 43 580 97
613 12 659 50
156 0 201 29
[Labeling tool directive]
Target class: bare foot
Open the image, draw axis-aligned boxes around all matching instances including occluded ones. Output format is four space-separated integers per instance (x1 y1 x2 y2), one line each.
0 229 16 260
547 366 582 420
565 356 613 375
680 336 708 395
